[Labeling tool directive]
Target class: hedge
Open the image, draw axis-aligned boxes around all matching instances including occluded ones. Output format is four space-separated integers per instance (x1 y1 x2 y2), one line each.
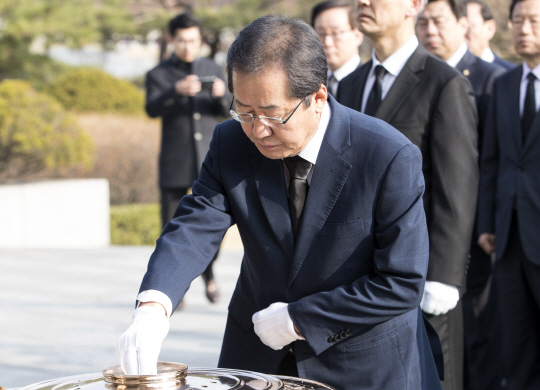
47 67 145 115
0 79 94 180
110 203 161 246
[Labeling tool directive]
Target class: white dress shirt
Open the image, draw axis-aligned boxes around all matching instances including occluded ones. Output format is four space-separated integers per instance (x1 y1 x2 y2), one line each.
520 62 540 116
361 35 419 113
480 47 496 63
446 42 468 68
328 55 361 96
138 101 333 317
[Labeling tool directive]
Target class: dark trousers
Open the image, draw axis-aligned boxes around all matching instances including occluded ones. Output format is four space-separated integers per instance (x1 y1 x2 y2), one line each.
426 301 464 390
495 213 540 390
161 187 217 281
463 238 505 390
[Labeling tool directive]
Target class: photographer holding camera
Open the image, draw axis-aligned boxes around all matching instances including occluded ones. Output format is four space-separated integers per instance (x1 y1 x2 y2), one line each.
144 13 231 305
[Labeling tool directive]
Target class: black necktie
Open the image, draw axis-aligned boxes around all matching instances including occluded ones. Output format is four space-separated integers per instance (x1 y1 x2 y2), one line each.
522 72 537 143
283 156 312 238
364 65 387 116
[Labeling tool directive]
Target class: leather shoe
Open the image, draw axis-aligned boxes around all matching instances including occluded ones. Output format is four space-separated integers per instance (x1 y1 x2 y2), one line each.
205 279 220 303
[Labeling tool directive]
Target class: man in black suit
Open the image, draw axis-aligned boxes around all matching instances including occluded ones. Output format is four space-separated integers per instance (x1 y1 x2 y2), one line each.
478 0 540 388
466 0 515 70
337 0 478 388
311 0 364 97
145 13 231 304
416 1 505 388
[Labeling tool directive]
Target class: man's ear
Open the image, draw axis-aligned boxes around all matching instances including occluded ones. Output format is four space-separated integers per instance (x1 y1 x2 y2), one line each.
486 19 497 40
407 0 424 18
458 16 469 32
313 84 328 113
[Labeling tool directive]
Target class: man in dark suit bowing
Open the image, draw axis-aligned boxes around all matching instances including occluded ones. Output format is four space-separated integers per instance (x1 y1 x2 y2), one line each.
117 15 443 390
337 0 478 388
478 0 540 388
416 1 505 388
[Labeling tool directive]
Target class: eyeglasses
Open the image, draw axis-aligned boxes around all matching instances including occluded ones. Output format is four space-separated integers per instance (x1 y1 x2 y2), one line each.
511 16 540 29
316 29 352 42
229 95 308 128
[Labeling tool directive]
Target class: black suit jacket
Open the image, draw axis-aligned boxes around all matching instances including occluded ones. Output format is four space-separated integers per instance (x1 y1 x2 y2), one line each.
338 44 479 288
145 56 231 189
478 65 540 264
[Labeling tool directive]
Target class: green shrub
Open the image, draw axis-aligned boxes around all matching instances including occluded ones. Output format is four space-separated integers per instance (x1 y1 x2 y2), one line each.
0 79 94 180
47 68 144 115
110 203 161 245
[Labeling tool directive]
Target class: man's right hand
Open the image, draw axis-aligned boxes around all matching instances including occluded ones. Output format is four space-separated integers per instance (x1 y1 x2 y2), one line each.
478 233 496 255
117 304 170 375
175 75 202 96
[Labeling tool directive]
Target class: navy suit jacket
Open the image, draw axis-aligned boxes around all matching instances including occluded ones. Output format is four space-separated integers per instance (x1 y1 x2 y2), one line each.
140 96 442 389
478 65 540 264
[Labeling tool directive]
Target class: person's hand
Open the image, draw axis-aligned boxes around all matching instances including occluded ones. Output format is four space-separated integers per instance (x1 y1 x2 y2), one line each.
252 302 302 350
478 233 496 255
420 281 460 316
212 78 226 98
175 75 201 96
117 305 169 375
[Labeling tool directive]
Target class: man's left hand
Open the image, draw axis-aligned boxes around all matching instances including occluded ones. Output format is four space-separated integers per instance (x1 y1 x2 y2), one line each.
212 78 226 98
252 302 302 350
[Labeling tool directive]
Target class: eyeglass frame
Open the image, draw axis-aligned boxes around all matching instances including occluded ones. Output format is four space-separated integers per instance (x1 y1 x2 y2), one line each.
316 29 353 42
229 95 309 128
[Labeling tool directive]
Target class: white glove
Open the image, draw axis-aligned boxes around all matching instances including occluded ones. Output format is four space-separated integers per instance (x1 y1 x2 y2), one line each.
117 305 170 375
252 302 302 350
420 281 460 316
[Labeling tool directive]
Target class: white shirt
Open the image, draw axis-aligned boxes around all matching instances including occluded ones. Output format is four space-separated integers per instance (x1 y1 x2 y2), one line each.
520 62 540 116
446 42 468 68
138 101 333 317
361 35 419 113
481 48 496 63
328 55 361 96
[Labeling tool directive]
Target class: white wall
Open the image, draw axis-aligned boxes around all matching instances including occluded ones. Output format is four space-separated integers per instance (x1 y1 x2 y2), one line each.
0 179 110 248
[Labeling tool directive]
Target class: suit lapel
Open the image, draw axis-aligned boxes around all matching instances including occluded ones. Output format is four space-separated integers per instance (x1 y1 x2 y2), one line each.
250 155 295 260
288 97 352 287
375 46 426 122
351 60 372 112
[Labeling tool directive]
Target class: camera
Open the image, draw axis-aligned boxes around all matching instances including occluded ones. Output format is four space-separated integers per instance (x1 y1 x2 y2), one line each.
199 76 217 90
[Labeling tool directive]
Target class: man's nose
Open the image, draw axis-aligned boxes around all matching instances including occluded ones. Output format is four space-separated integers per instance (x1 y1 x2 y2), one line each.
252 119 273 139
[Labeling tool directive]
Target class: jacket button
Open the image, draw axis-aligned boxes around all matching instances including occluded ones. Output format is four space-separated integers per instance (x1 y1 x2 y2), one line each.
194 132 203 141
328 336 336 343
345 329 352 336
194 112 201 120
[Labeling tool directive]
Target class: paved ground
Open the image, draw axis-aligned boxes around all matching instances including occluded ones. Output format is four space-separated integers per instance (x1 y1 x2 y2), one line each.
0 229 244 389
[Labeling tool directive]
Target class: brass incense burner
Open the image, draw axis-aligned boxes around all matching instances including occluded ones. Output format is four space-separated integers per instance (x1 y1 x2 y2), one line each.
18 362 334 390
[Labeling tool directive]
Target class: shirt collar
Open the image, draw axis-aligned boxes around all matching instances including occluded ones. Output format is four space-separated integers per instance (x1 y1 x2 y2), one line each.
446 42 468 68
522 61 540 82
481 48 495 63
296 101 331 165
370 35 419 77
329 55 361 81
